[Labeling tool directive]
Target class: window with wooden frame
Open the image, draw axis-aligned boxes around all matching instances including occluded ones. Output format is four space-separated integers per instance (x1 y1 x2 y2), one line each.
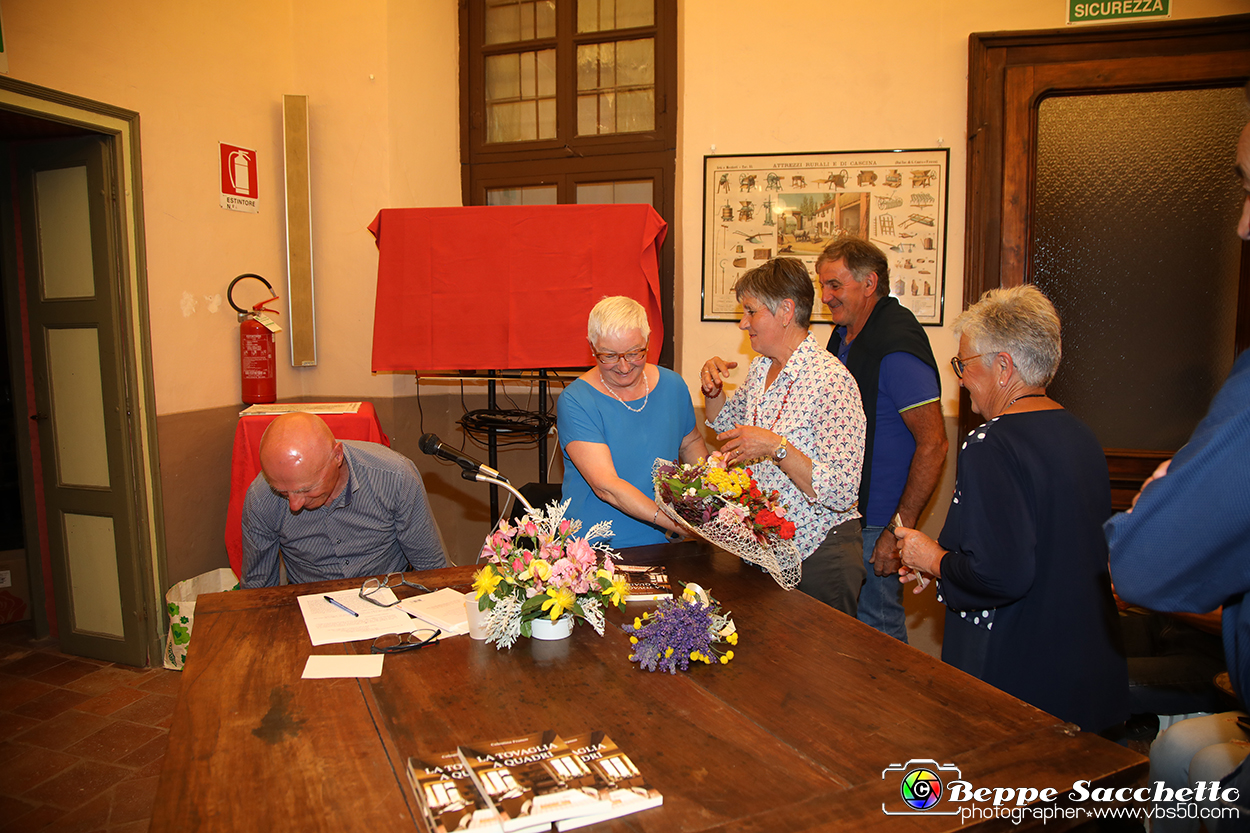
460 0 677 364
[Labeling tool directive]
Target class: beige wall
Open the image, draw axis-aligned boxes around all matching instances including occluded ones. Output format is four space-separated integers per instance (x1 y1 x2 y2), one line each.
3 0 461 415
673 0 1250 418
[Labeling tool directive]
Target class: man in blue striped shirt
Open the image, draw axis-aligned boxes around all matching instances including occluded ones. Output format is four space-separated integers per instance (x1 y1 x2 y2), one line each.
241 412 448 588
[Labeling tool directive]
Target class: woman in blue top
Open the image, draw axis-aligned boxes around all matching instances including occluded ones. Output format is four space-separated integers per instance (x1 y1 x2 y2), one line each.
558 297 708 549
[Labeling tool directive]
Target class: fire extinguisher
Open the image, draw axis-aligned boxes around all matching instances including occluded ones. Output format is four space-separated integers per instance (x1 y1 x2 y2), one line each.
227 273 282 405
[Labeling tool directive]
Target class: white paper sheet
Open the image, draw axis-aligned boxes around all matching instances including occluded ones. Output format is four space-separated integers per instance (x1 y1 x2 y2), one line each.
301 654 384 679
239 402 362 416
397 588 472 635
297 588 416 646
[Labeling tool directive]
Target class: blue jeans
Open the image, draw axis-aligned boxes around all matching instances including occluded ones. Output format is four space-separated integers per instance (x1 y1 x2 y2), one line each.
855 526 909 643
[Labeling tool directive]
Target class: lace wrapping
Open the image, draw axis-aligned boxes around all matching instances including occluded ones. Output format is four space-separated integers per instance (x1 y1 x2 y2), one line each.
652 459 802 590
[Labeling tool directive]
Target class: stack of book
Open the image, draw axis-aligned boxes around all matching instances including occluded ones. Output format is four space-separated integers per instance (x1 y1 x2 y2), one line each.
407 730 662 833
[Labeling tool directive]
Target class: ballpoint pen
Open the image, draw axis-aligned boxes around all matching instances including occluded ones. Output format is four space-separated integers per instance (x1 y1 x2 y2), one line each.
323 595 359 617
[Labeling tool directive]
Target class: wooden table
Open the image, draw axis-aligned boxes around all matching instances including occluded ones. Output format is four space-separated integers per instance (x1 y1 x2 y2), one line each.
152 542 1146 832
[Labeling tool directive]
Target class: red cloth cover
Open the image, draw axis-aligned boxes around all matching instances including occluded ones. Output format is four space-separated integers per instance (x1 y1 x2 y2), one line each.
224 403 390 578
368 205 668 372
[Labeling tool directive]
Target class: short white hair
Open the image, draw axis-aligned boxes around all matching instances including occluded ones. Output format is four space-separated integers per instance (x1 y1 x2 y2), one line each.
587 296 651 346
954 284 1062 387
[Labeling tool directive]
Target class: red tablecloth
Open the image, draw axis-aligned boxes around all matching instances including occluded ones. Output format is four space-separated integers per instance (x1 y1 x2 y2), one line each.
369 205 668 372
224 404 390 578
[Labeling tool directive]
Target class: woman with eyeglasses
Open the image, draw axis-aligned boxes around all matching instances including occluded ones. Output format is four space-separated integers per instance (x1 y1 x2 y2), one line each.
557 296 708 548
701 258 867 614
893 284 1128 734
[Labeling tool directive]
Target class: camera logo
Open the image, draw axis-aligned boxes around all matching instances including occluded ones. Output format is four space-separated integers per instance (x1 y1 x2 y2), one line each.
882 759 962 816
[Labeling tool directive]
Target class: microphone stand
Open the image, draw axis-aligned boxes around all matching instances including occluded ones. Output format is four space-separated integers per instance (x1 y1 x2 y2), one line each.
461 470 535 516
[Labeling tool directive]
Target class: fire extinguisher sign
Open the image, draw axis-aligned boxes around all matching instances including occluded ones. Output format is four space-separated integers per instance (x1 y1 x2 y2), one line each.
219 143 259 213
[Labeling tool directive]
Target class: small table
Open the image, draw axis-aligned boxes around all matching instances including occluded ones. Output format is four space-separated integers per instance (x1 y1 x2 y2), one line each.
223 402 390 578
153 542 1146 832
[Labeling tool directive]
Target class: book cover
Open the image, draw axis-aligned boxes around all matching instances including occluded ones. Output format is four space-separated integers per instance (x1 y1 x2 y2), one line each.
457 730 605 831
616 565 671 601
555 732 663 831
407 752 501 833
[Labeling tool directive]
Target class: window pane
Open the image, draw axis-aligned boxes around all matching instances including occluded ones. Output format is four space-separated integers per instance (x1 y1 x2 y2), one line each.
485 48 556 143
485 53 520 101
488 100 537 142
485 2 519 44
520 52 536 98
578 0 653 32
536 48 556 97
535 1 555 37
576 179 653 205
486 0 556 44
577 38 653 135
1032 87 1244 450
537 98 556 139
616 89 653 132
616 38 653 86
577 94 599 136
487 185 558 205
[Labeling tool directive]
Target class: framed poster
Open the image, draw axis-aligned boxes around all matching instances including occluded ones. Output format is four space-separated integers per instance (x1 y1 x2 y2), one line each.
701 148 950 325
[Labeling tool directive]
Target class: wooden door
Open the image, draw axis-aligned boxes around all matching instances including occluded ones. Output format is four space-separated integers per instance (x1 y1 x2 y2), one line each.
965 14 1250 509
16 135 147 664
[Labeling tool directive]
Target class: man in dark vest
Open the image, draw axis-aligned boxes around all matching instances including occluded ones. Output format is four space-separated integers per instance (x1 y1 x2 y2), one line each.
819 238 947 642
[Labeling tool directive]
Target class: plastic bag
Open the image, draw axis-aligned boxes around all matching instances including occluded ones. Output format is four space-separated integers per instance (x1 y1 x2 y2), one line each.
163 568 239 670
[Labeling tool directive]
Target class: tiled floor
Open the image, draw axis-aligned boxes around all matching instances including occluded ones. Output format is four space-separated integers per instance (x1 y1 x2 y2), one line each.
0 621 179 833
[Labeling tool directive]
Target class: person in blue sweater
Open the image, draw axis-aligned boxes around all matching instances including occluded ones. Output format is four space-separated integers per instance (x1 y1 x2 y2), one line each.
1104 105 1250 831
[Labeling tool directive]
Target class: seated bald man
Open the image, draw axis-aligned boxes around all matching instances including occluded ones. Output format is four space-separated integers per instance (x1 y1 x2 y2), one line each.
240 412 448 588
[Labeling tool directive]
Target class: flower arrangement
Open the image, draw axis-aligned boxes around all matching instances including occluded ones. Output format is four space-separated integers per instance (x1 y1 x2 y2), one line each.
654 453 796 543
652 455 803 589
623 583 737 673
472 500 626 649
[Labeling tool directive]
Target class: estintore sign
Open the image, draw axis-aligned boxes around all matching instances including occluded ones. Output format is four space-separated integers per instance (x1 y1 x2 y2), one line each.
220 143 259 213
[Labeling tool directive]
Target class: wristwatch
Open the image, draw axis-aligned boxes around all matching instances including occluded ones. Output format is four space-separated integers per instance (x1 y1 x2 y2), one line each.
774 436 789 461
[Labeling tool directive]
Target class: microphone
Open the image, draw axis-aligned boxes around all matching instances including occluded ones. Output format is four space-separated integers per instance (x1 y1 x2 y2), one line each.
418 433 501 479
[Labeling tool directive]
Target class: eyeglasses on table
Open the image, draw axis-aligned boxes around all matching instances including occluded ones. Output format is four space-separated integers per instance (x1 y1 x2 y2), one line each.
359 572 431 607
371 628 441 654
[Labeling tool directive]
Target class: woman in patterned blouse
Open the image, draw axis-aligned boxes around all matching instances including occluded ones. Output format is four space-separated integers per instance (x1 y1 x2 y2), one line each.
701 257 867 615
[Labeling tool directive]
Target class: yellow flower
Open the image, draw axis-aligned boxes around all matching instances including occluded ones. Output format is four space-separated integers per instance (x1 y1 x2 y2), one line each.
601 574 627 607
720 656 729 664
689 650 700 660
473 566 501 599
726 650 734 660
634 617 642 629
664 647 674 658
521 559 551 582
541 587 576 620
630 636 638 644
727 632 738 645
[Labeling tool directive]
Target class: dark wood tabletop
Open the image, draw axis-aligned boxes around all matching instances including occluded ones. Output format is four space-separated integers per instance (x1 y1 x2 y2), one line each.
151 541 1146 832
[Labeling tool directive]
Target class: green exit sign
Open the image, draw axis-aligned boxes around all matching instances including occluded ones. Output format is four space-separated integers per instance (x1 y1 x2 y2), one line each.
1069 0 1170 24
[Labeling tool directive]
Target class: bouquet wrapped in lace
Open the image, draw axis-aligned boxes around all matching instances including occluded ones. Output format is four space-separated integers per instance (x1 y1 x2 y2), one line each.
623 582 738 673
652 455 803 589
471 500 626 649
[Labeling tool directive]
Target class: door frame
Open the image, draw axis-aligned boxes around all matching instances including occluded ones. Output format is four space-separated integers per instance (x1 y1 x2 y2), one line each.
0 76 165 661
964 14 1250 507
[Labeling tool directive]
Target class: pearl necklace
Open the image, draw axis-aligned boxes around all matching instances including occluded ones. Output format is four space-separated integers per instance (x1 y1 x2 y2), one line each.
600 369 649 413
